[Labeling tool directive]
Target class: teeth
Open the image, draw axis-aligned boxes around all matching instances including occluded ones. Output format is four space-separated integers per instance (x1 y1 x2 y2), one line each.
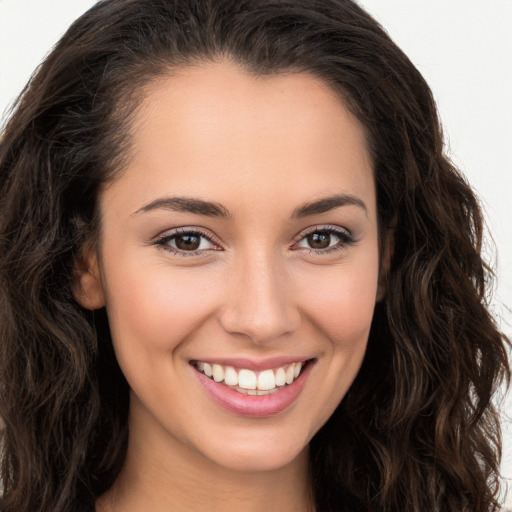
257 369 275 391
224 366 238 386
275 367 286 386
203 363 213 378
195 360 307 393
285 365 295 385
235 386 280 396
212 364 224 382
238 369 257 390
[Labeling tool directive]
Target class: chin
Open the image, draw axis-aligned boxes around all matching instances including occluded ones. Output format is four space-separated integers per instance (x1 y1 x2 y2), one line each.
199 429 310 473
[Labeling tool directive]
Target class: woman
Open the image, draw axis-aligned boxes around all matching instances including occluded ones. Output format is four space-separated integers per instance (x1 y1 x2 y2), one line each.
0 0 509 511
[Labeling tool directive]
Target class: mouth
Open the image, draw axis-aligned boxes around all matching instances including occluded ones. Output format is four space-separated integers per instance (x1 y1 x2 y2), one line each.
191 359 310 395
190 358 315 417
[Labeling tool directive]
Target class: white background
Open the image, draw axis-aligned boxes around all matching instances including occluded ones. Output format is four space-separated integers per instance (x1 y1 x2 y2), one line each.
1 0 511 507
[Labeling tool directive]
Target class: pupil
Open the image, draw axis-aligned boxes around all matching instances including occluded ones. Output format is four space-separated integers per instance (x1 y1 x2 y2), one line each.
308 232 330 249
176 234 200 250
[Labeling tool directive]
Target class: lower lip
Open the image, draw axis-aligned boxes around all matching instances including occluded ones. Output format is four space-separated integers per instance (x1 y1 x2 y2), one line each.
193 362 313 417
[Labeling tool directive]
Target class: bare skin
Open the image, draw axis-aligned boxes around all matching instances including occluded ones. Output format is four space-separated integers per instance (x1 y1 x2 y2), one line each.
97 409 313 511
76 59 385 512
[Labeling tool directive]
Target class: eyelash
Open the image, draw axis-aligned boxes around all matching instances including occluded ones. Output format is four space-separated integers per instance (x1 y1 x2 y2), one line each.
293 225 355 255
153 225 355 257
153 227 220 257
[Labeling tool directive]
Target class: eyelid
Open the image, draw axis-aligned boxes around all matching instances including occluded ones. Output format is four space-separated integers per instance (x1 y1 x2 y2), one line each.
152 226 223 256
152 224 355 257
291 224 355 253
293 224 353 243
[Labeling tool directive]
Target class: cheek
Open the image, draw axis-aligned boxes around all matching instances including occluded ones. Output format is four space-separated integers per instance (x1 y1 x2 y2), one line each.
295 258 379 349
103 257 221 353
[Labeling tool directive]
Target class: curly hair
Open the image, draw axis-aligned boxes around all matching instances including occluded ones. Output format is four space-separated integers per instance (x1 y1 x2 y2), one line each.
0 0 509 510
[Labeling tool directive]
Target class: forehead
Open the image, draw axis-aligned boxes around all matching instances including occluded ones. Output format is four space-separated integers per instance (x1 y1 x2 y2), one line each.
104 60 375 221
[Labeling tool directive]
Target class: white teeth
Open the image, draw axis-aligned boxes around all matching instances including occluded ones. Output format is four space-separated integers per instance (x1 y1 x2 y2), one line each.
275 367 286 386
224 366 238 386
238 369 257 390
285 365 295 384
195 360 308 393
236 386 280 396
257 369 276 391
212 364 224 382
203 363 213 378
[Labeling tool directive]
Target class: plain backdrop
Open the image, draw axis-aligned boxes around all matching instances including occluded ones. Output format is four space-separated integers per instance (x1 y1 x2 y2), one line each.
1 0 511 507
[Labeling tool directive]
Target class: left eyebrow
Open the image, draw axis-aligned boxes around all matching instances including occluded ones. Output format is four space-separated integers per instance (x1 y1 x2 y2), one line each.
291 194 368 219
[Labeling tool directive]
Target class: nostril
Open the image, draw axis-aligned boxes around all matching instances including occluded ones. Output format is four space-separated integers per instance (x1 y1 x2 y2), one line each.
218 306 300 345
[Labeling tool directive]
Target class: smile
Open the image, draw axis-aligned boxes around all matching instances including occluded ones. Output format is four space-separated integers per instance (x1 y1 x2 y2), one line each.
191 358 315 417
192 360 305 395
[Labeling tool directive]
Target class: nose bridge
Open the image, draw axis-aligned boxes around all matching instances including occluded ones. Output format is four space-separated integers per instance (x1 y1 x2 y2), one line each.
219 247 299 344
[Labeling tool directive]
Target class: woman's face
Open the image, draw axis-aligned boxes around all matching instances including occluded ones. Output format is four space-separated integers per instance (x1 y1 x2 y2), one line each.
79 61 382 473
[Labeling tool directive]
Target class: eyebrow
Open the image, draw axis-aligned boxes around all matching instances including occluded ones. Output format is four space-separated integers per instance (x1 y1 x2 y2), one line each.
291 194 367 219
133 193 367 219
134 196 232 218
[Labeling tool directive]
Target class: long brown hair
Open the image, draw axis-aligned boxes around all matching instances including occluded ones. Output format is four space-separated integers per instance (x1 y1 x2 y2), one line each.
0 1 509 510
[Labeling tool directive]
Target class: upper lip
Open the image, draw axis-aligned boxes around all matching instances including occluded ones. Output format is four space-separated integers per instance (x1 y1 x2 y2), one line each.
190 356 313 371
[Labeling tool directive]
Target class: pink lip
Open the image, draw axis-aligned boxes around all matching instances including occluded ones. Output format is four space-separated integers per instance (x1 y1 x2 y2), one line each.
192 360 314 417
191 356 310 371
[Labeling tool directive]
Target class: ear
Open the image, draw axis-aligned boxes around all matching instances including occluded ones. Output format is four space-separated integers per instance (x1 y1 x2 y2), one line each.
376 229 394 302
72 244 105 310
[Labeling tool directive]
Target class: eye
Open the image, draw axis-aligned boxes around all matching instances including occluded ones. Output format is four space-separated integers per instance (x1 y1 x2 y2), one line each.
295 226 354 254
154 228 221 256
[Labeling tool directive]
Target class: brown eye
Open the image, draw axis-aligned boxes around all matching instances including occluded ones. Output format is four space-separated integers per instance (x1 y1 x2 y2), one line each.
175 233 201 250
295 227 354 254
306 232 331 249
155 229 219 255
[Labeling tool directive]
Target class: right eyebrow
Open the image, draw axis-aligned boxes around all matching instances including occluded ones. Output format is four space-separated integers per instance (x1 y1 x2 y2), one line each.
132 196 232 219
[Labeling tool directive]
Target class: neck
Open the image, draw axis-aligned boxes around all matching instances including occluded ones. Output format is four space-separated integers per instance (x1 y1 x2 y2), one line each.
96 399 315 512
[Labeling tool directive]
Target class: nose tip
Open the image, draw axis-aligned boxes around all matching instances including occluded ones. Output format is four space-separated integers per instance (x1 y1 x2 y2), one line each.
220 303 299 345
219 261 300 345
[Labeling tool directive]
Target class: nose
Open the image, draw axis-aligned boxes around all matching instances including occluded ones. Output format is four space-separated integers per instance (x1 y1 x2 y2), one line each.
219 251 300 345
